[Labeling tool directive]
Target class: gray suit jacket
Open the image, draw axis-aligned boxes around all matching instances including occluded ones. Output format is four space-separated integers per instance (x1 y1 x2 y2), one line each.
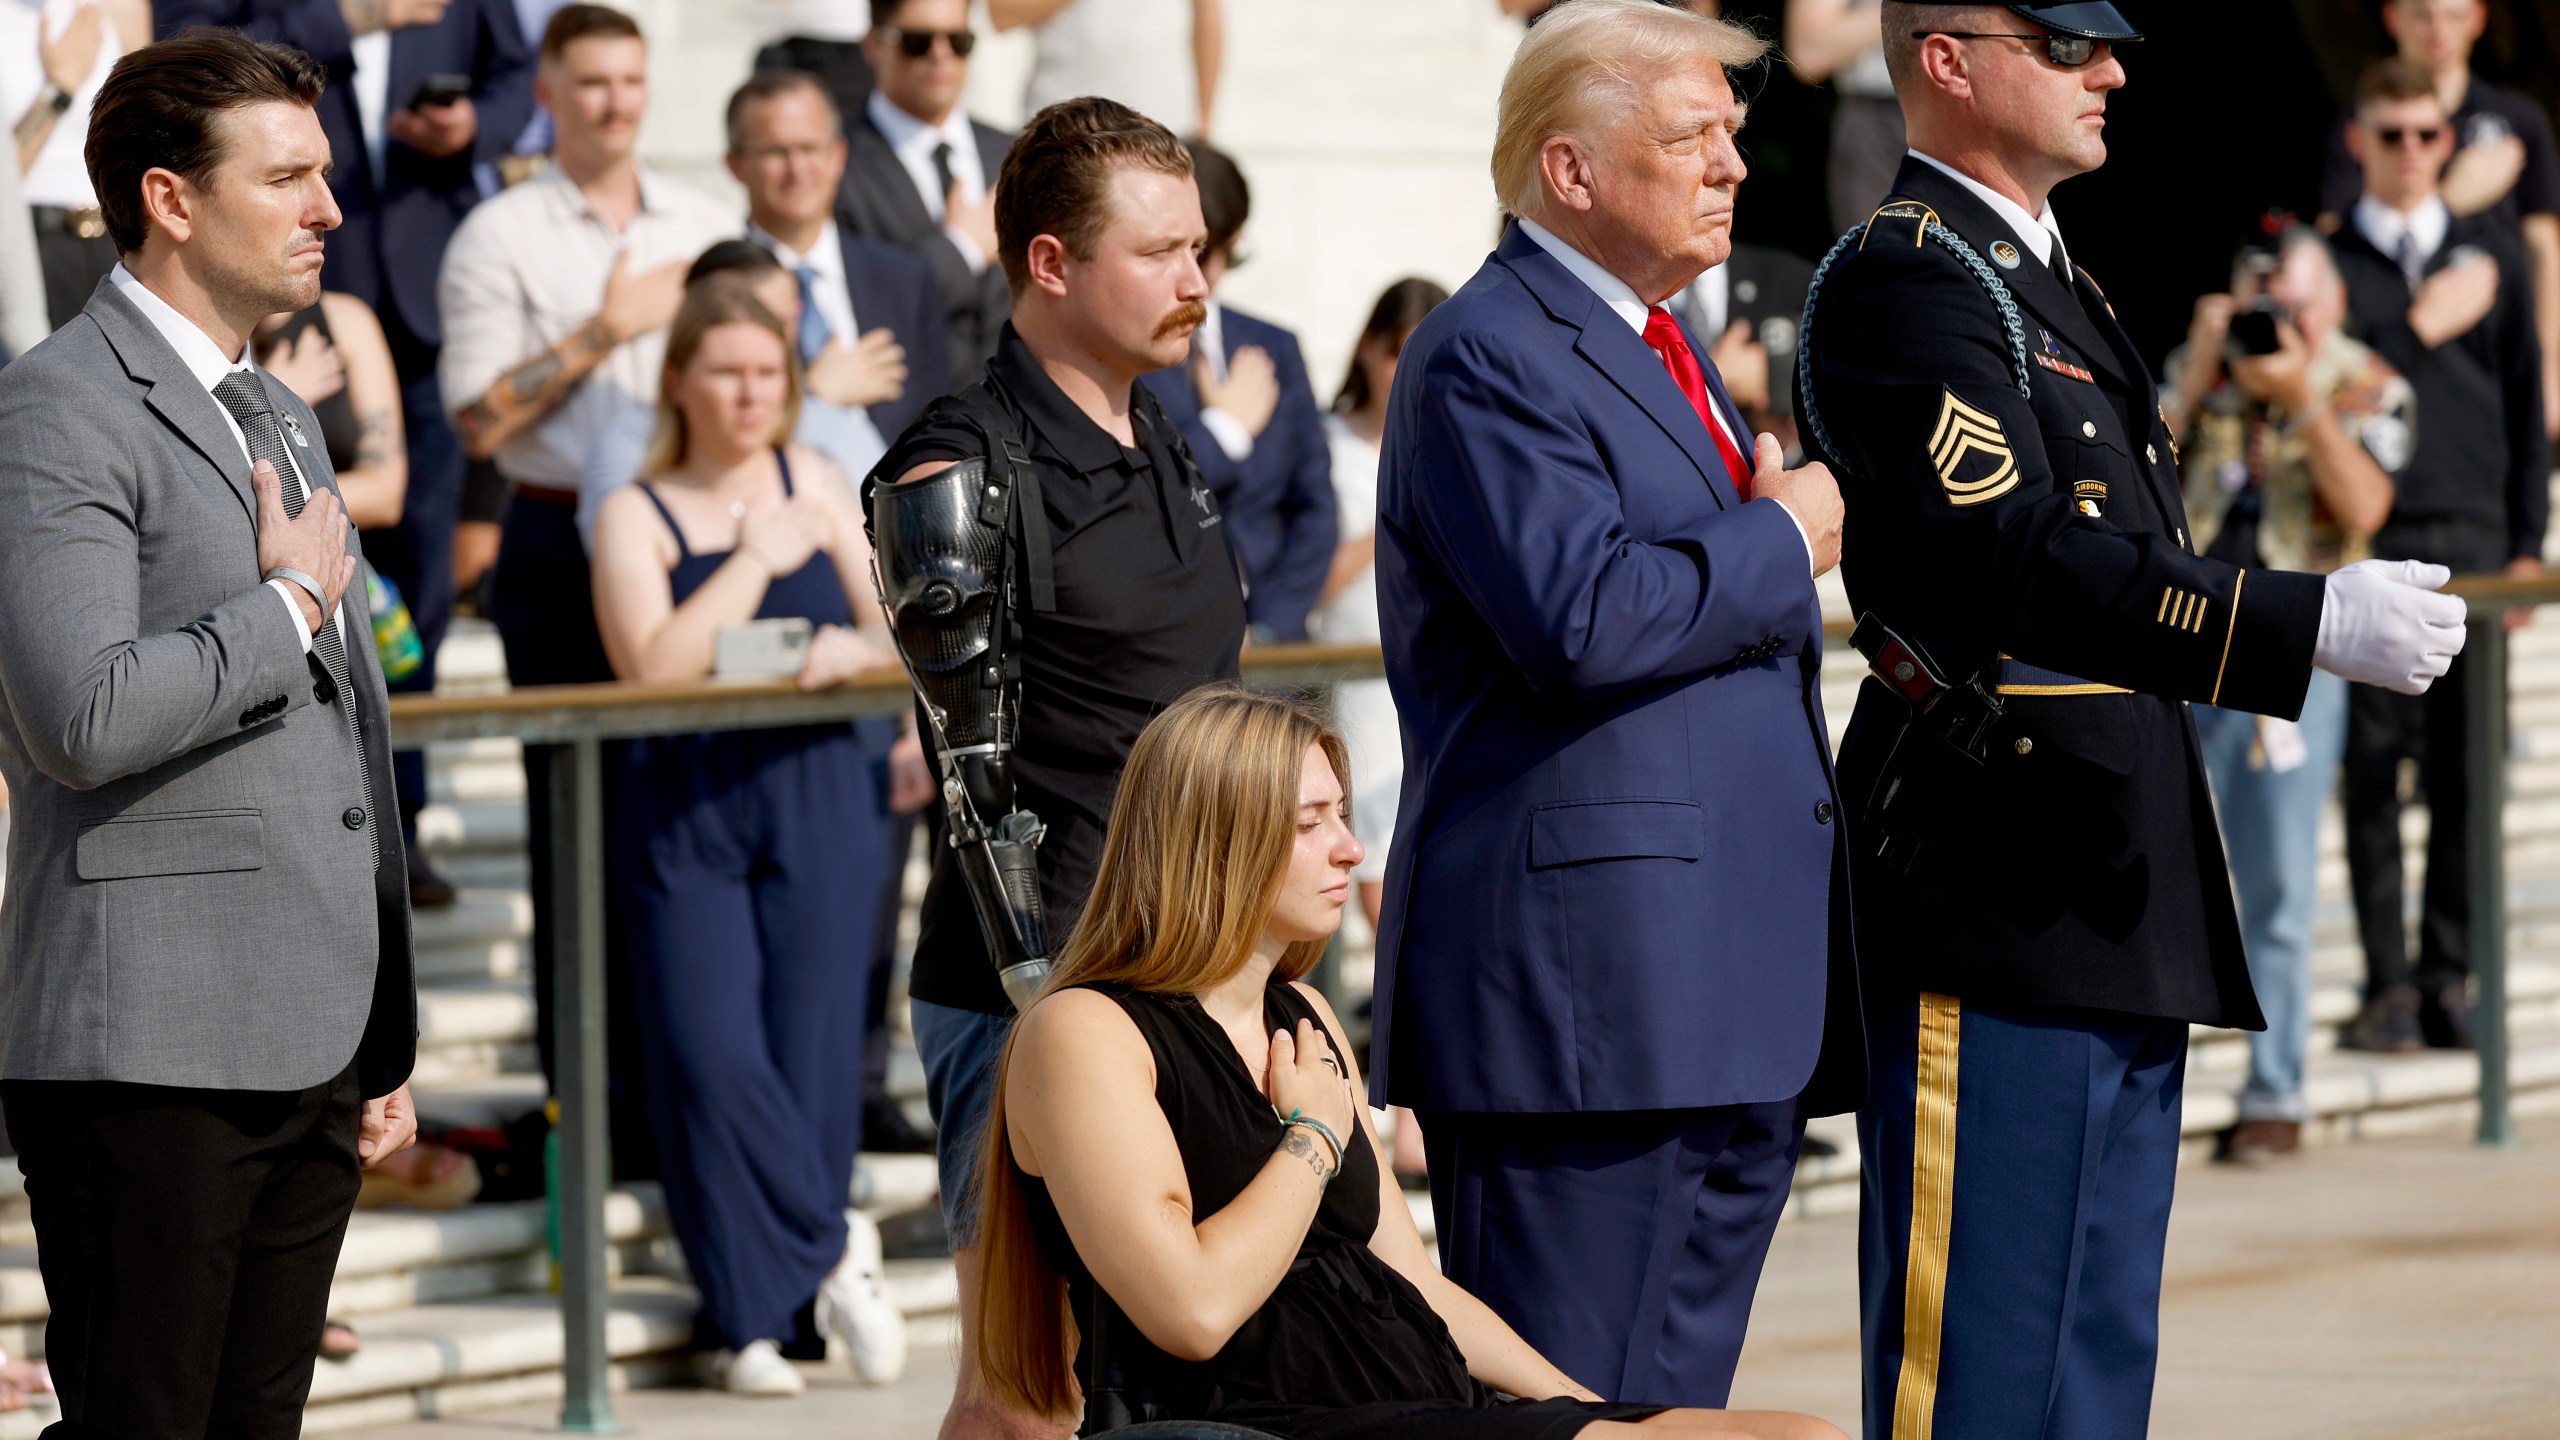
0 279 416 1096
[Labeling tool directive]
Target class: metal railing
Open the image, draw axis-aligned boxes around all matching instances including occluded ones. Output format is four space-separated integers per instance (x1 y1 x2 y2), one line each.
386 581 2547 1431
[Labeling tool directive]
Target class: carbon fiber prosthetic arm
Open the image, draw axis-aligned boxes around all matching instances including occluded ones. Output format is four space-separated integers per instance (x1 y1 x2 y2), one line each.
871 453 1054 1009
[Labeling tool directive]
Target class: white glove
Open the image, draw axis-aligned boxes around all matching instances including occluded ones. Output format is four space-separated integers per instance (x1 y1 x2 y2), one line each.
2313 559 2468 695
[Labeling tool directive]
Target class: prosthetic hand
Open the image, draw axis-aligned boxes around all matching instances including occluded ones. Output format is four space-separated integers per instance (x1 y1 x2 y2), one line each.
2314 559 2468 696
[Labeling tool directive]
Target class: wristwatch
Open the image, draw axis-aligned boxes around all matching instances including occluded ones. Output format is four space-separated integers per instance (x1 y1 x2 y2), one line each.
39 83 73 115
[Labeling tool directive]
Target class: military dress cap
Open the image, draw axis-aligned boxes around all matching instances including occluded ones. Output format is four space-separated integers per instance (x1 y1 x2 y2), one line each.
1906 1 2143 40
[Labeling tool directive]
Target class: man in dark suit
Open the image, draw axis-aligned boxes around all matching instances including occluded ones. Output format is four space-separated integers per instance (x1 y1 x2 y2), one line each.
731 68 948 439
2329 58 2549 1052
1800 6 2464 1434
1140 142 1334 641
159 0 536 908
0 32 417 1435
837 0 1012 392
1373 1 1850 1406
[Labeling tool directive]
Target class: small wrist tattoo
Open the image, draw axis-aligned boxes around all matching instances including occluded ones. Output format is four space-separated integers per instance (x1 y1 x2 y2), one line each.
1279 1126 1333 1181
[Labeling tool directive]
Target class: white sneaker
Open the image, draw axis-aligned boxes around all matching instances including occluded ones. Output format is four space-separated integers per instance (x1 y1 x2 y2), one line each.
817 1211 909 1385
698 1338 806 1396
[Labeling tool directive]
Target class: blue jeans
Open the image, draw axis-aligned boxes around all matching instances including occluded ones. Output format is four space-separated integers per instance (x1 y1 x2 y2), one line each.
911 998 1012 1247
2195 671 2348 1122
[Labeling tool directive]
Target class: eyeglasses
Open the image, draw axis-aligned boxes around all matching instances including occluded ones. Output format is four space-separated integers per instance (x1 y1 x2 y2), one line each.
881 26 975 59
2372 125 2447 148
1911 31 2117 68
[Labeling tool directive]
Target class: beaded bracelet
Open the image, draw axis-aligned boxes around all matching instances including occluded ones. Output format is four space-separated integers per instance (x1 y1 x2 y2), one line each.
1279 1108 1345 1173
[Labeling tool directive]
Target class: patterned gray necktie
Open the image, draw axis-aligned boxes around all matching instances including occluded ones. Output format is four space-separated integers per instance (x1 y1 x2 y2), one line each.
211 370 377 866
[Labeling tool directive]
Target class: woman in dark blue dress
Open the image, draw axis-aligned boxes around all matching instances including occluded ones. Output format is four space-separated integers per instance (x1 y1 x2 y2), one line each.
589 280 904 1396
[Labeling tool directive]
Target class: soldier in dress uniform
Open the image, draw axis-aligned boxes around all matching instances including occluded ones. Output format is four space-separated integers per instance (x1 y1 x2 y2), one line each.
1796 5 2470 1436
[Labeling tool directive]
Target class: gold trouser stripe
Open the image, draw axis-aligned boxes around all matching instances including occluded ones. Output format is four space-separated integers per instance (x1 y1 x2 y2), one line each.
1892 992 1963 1440
2210 570 2246 706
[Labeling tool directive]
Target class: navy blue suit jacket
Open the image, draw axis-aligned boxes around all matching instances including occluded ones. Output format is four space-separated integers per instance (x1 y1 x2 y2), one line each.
1370 225 1842 1115
161 0 534 348
836 227 949 441
1141 306 1336 640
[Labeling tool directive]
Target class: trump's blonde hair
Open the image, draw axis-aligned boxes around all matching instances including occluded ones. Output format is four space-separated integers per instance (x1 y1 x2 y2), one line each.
1492 0 1768 221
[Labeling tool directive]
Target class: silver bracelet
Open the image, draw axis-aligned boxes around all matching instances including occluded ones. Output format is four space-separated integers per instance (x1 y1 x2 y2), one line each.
264 566 327 616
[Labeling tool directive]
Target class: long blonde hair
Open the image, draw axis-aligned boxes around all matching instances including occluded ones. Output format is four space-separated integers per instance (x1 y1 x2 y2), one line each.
639 279 804 479
970 685 1352 1419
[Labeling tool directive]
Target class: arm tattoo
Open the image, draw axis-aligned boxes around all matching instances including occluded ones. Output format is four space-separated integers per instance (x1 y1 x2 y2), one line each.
354 409 394 471
458 320 618 453
1279 1126 1334 1182
502 353 566 405
13 101 58 171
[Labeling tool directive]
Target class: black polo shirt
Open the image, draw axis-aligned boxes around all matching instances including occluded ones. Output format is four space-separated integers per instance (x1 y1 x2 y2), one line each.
878 324 1248 1015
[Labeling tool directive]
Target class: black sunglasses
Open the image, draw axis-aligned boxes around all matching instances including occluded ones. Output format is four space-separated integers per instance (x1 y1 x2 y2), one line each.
2374 125 2446 147
883 26 976 58
1912 30 2118 67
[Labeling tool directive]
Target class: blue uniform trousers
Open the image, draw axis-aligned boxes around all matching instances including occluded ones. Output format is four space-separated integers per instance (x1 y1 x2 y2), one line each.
1419 1101 1803 1405
1858 991 2185 1440
622 724 880 1349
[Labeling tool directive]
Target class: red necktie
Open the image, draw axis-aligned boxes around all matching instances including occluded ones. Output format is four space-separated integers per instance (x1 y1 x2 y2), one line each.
1642 305 1751 500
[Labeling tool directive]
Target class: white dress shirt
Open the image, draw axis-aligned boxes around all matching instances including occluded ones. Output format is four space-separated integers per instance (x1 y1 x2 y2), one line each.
1515 218 1811 573
1193 298 1255 461
865 90 990 273
436 165 739 488
754 218 863 350
2352 194 2452 283
107 266 345 654
1679 263 1731 342
350 29 393 187
1906 149 2071 277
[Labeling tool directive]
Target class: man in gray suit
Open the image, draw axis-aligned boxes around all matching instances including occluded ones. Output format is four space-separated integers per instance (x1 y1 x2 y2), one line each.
0 28 418 1437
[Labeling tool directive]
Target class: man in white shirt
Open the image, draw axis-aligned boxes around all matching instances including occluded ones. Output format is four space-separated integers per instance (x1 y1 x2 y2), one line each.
434 3 731 1112
838 0 1013 391
437 1 732 692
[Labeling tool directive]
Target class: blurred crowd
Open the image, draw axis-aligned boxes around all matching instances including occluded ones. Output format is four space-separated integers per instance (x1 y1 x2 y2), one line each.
0 0 2552 1406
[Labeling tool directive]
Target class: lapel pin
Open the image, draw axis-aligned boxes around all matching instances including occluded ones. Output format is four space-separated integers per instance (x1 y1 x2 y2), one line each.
282 414 310 448
1990 240 2022 269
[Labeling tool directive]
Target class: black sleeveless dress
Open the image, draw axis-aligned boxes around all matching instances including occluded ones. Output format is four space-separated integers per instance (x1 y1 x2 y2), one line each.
1021 982 1670 1440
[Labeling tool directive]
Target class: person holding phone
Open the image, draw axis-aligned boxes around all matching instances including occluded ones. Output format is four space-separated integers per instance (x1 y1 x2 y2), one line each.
160 0 538 910
2164 224 2410 1164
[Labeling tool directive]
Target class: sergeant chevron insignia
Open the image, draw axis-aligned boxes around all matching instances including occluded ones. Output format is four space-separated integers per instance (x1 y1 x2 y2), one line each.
1929 389 2018 506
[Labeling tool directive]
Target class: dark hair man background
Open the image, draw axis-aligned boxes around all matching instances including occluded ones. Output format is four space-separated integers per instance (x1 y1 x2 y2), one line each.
1140 141 1337 642
2316 0 2560 440
156 0 536 911
866 95 1244 1440
2332 56 2550 1054
837 0 1014 391
0 27 420 1436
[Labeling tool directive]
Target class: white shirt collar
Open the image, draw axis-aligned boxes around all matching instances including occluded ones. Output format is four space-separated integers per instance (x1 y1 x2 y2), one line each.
107 264 251 389
1906 149 2068 273
1682 264 1731 340
753 218 841 279
2352 194 2451 264
866 89 974 163
1517 217 1650 333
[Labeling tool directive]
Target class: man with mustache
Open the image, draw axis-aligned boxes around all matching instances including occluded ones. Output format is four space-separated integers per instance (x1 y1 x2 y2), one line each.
863 94 1244 1440
1799 5 2465 1435
0 27 418 1435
